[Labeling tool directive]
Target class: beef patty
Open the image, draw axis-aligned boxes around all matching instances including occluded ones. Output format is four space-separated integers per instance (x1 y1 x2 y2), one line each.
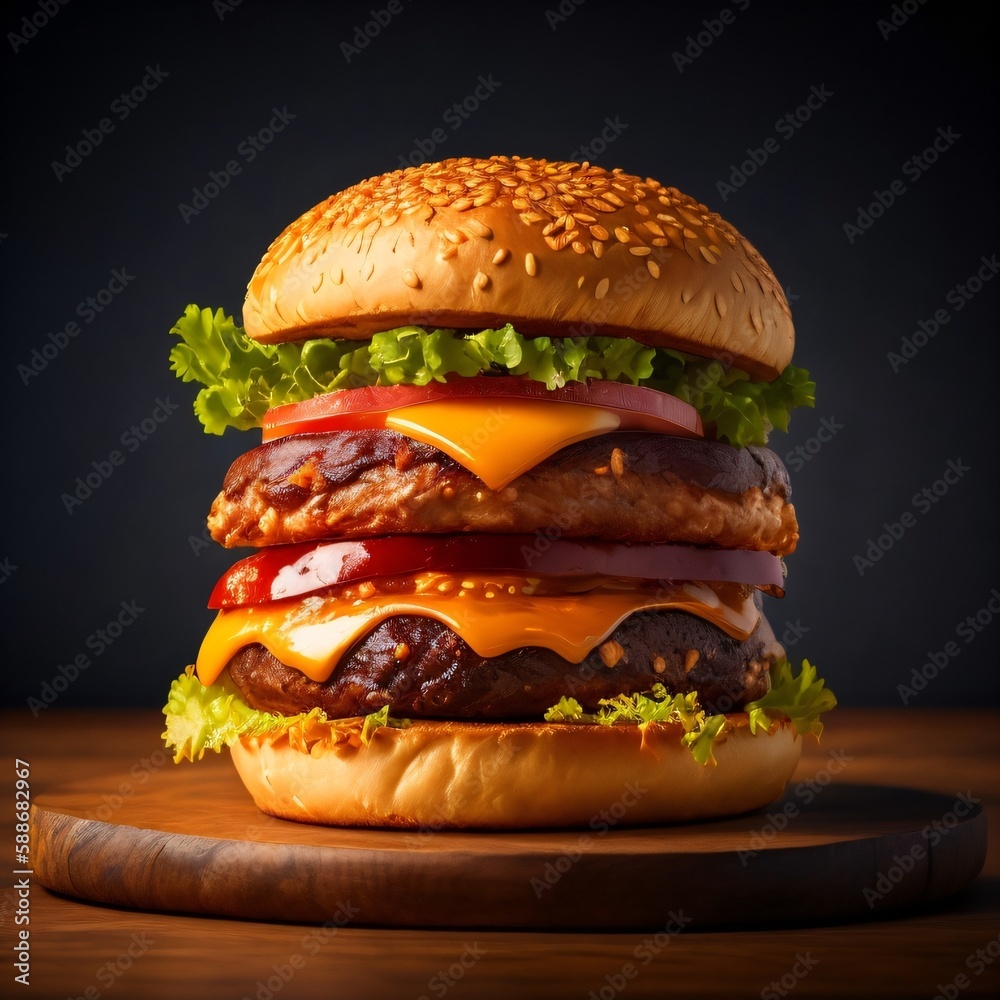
208 430 798 554
225 598 784 720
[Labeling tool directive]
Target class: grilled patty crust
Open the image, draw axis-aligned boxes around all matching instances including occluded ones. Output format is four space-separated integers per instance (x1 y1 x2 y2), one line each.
208 430 798 554
224 599 784 721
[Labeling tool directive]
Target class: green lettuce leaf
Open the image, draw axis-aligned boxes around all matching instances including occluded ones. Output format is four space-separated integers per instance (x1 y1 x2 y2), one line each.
169 305 814 445
746 658 837 739
162 667 409 763
543 659 835 766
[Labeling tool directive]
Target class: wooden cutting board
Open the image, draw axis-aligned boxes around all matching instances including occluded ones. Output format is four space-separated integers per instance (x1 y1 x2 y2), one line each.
31 754 986 929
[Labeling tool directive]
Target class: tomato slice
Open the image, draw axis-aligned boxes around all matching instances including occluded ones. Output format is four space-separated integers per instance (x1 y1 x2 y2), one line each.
261 377 703 442
208 535 784 608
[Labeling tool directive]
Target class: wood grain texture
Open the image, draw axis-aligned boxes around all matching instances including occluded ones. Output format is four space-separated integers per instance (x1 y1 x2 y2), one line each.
30 765 986 928
3 707 999 999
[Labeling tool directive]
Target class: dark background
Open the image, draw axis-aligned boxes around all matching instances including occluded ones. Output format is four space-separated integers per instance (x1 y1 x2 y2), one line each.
2 0 996 713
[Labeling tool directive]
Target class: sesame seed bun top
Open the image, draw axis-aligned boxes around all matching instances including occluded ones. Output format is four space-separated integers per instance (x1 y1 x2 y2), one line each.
243 155 794 380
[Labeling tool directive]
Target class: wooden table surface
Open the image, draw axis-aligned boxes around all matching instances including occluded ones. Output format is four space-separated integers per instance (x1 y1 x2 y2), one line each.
2 707 998 999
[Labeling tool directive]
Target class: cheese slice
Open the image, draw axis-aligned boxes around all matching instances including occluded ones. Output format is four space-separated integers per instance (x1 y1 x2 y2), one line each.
195 574 759 687
385 398 621 490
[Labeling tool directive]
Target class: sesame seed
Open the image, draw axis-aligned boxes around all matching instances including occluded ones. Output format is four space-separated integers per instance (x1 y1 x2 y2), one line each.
577 274 586 287
452 196 473 211
465 219 494 239
492 247 510 265
331 267 344 285
402 269 421 288
629 246 651 256
593 240 604 259
730 271 745 293
439 246 458 261
474 270 490 291
572 241 587 254
699 245 717 265
611 447 625 477
614 227 630 243
653 656 667 674
647 260 660 279
714 292 728 317
444 230 467 244
524 252 537 276
394 642 410 661
589 224 609 241
684 649 700 673
595 277 610 299
363 261 374 280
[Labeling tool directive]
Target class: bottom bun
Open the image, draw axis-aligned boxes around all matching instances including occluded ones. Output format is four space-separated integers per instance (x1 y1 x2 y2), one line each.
230 718 802 829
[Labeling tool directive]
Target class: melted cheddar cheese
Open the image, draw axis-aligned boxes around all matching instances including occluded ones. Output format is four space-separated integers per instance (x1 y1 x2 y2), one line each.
195 574 759 686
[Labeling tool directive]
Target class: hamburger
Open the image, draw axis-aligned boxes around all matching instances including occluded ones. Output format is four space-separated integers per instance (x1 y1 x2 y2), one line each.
163 155 834 828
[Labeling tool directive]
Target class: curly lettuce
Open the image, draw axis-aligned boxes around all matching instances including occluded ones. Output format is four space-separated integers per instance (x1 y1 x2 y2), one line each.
163 659 834 769
162 666 410 763
543 659 835 766
169 305 814 445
